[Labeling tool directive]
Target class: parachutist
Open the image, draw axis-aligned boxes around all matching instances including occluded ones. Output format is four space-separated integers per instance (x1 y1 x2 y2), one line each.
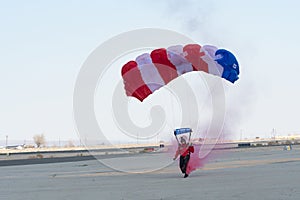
174 136 194 178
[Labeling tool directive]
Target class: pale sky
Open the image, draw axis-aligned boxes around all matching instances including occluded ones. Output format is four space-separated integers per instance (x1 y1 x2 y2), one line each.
1 0 300 144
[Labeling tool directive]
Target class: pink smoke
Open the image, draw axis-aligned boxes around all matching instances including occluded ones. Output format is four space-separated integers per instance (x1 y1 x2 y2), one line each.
168 139 225 175
186 144 207 174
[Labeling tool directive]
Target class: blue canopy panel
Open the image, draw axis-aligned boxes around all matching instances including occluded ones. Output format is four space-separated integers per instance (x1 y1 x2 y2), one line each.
174 128 192 136
215 49 239 83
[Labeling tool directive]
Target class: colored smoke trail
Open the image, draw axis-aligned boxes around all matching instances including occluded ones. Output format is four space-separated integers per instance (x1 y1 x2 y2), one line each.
168 139 227 175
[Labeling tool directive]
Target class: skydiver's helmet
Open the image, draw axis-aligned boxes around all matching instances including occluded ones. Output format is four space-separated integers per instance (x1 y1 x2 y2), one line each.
180 136 187 144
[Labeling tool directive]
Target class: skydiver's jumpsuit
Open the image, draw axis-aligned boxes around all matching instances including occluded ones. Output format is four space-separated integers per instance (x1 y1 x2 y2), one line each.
174 144 194 174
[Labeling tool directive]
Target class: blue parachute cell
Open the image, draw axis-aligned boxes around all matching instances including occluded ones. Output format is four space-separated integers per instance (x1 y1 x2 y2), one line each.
174 128 192 136
215 49 239 83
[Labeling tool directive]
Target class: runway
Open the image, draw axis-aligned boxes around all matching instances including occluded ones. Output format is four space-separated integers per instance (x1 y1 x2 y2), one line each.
1 145 299 200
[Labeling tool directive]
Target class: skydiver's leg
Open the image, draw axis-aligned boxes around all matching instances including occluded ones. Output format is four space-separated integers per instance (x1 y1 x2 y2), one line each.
179 156 185 173
181 155 190 174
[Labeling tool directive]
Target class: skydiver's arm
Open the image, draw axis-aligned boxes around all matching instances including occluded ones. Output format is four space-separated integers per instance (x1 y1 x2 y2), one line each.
189 146 194 153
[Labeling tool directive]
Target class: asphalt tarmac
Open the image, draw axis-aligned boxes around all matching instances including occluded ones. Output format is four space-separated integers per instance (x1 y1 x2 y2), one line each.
1 145 299 200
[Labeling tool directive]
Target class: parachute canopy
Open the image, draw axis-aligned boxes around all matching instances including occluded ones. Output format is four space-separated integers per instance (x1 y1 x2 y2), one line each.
121 44 239 101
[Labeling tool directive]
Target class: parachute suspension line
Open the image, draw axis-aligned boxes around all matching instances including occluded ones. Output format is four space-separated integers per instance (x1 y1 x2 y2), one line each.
185 77 192 130
164 85 176 139
197 76 223 140
166 87 176 141
175 132 180 144
171 87 176 129
181 80 192 144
